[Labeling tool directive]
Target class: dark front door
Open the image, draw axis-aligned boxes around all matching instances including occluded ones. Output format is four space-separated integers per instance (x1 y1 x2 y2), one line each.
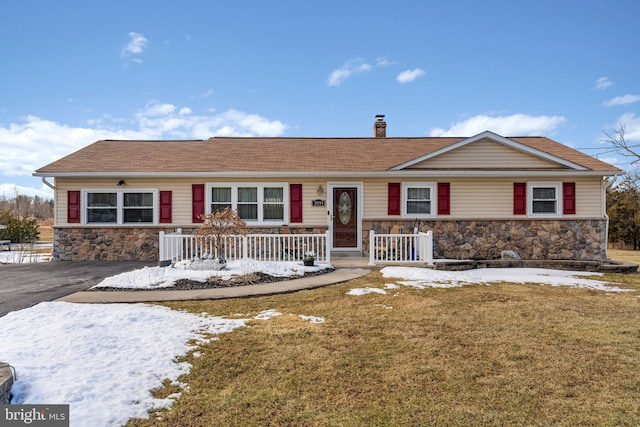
333 188 357 248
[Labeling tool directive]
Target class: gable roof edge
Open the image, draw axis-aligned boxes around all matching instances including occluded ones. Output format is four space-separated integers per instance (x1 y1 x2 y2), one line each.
389 130 590 171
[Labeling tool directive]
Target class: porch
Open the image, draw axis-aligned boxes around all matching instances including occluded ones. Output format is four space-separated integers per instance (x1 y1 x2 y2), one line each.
158 229 434 267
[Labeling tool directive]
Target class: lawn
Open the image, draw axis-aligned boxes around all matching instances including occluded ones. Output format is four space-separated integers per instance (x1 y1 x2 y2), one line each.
128 251 640 426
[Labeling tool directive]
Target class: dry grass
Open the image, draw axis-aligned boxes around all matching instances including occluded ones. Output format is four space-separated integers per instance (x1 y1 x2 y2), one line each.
609 248 640 265
127 254 640 426
37 222 54 242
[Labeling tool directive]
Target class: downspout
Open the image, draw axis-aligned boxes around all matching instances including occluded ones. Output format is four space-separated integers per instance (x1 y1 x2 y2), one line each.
41 177 55 190
603 176 617 259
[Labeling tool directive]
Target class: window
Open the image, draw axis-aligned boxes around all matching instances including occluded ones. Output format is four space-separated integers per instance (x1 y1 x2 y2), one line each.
211 187 232 213
84 190 157 225
87 193 117 224
123 193 154 223
402 183 436 218
207 183 287 223
238 187 258 220
529 182 561 217
263 187 284 220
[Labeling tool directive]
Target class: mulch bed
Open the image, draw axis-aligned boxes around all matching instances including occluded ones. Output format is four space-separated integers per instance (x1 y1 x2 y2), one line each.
92 268 334 292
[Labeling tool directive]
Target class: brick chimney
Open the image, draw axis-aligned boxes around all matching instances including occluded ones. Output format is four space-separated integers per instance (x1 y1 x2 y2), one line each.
374 115 386 138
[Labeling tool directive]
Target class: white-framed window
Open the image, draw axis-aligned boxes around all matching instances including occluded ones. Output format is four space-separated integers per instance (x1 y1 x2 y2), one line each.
84 190 158 225
207 183 288 223
528 182 562 217
402 182 436 218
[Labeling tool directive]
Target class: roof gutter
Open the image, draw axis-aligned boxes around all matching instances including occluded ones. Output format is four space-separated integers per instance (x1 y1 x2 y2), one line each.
33 170 625 179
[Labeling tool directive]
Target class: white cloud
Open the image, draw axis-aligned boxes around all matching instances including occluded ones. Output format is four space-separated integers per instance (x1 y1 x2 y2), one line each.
200 89 214 98
0 183 53 199
396 68 425 84
429 113 567 137
595 77 612 90
121 32 148 57
375 57 396 67
603 94 640 107
615 113 640 142
138 102 176 116
0 105 288 177
327 58 372 87
0 116 151 177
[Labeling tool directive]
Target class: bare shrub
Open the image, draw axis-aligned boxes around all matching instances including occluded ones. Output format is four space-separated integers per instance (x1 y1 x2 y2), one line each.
194 208 248 258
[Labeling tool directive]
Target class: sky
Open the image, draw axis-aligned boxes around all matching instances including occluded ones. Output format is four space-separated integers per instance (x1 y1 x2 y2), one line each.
1 0 639 199
0 263 627 424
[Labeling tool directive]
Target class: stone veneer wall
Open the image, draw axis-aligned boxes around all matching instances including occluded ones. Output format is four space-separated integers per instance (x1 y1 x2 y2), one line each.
55 221 606 262
53 225 329 261
54 227 163 261
364 219 607 262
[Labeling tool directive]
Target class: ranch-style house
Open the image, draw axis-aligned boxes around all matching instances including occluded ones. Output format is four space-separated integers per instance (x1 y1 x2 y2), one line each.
34 116 623 263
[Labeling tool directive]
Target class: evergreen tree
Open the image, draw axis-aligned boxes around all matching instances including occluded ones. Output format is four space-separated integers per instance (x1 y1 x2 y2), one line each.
607 174 640 249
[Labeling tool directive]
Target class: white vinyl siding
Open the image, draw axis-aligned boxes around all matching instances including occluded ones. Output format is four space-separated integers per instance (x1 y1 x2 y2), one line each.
52 176 607 227
409 138 563 169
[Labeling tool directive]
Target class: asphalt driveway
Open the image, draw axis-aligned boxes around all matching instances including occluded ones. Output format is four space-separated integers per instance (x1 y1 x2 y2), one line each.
0 261 154 317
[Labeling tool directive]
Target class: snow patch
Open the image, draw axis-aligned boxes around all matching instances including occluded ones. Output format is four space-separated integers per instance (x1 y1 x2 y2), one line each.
346 287 387 296
381 267 630 292
0 302 248 427
93 259 331 289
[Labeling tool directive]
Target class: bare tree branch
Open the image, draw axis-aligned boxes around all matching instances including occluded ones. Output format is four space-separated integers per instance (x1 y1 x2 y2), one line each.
602 123 640 164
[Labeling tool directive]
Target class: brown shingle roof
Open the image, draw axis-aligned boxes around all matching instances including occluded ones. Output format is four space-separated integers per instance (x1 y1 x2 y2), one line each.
34 136 621 175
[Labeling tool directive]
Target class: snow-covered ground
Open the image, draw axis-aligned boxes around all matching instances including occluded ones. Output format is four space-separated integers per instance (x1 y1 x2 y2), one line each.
93 259 331 289
0 302 320 427
376 266 630 292
0 263 632 427
0 244 52 264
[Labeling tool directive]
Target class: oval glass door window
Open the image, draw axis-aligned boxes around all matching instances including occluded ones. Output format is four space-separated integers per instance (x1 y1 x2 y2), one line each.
338 191 352 224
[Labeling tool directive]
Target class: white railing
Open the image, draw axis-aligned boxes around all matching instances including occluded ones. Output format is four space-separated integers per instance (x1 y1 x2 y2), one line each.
159 230 331 265
369 230 433 266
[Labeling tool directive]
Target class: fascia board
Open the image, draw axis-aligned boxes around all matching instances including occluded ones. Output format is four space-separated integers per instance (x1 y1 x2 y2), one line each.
34 170 623 179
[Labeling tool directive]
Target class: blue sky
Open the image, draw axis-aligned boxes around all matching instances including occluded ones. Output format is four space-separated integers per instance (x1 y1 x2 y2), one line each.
1 0 639 198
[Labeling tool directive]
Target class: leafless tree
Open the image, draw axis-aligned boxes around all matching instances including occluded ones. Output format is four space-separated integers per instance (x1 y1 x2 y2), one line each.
603 123 640 165
194 208 248 258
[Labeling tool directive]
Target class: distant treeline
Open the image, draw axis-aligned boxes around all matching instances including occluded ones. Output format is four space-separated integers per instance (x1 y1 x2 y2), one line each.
0 193 54 220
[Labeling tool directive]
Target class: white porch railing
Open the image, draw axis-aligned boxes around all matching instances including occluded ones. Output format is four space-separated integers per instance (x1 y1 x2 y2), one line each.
159 230 331 264
369 230 433 266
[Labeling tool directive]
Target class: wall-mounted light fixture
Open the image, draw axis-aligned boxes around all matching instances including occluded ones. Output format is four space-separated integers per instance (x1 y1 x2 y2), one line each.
317 184 324 196
117 180 126 186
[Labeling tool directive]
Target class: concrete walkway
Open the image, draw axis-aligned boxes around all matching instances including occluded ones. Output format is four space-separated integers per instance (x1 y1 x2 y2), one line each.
57 268 371 304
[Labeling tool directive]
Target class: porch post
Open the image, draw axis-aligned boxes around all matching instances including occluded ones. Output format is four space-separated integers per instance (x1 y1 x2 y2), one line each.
325 230 331 265
426 230 434 266
368 230 376 266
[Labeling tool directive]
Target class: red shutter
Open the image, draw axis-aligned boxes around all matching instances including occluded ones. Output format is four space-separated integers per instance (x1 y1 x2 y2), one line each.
437 183 450 215
563 182 576 215
68 190 81 223
159 191 172 223
192 184 205 223
290 184 303 223
388 183 401 215
513 183 527 215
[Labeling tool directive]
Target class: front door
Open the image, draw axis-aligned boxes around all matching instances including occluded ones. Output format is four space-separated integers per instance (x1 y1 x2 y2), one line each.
333 187 358 248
